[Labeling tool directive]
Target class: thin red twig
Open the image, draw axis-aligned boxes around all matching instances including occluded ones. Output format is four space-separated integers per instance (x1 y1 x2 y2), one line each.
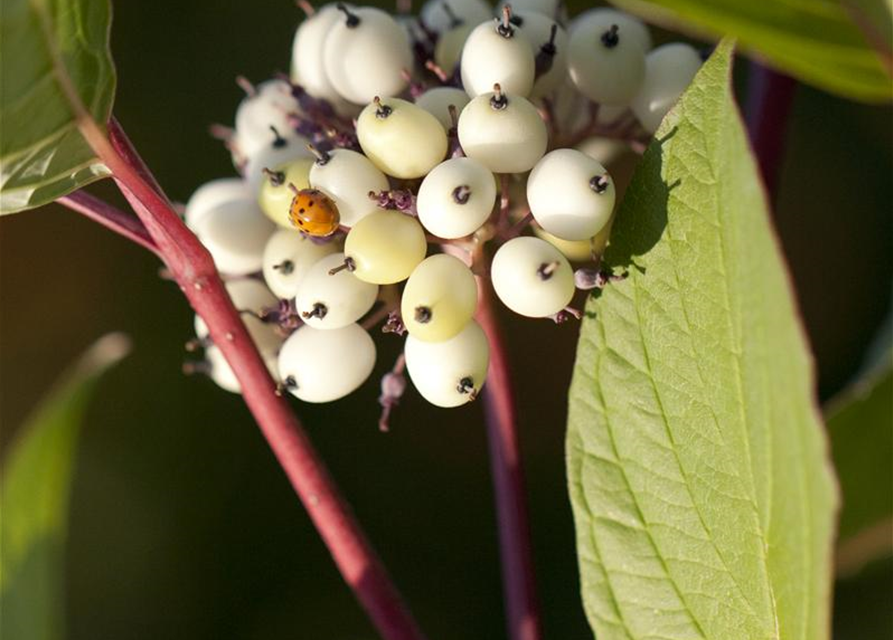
745 62 797 197
58 191 161 258
75 117 425 640
840 0 893 75
475 277 542 640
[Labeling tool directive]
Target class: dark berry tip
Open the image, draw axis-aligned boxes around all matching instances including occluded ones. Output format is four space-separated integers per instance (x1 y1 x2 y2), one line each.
337 3 361 27
414 306 433 323
601 24 619 48
589 174 609 194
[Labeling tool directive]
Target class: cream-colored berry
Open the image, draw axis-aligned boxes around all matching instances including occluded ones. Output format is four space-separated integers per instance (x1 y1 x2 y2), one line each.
632 43 702 134
417 157 496 238
192 200 275 275
185 178 252 230
322 6 412 104
401 254 478 342
344 210 428 284
258 159 314 228
457 88 547 174
415 87 470 131
461 17 535 98
404 319 490 408
278 323 376 402
295 252 379 329
491 236 575 317
309 148 388 226
357 97 448 179
567 12 646 105
262 229 342 299
527 148 615 240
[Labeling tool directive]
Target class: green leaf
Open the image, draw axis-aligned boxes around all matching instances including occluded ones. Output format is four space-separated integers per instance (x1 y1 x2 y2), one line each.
566 40 838 640
826 361 892 563
0 0 116 214
609 0 892 103
0 334 130 640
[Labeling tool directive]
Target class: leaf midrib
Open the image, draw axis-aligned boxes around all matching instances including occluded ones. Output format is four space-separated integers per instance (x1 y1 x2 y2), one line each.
24 0 106 148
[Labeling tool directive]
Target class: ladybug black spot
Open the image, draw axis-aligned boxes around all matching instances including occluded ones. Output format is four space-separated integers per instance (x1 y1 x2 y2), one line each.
299 208 305 214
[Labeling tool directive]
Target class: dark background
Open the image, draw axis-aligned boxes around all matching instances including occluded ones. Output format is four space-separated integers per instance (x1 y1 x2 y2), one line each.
1 1 891 638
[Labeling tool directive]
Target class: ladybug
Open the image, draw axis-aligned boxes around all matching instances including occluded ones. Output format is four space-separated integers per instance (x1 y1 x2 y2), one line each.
287 186 340 237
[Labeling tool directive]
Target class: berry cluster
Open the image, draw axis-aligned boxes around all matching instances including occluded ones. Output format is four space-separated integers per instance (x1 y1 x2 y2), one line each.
183 0 702 423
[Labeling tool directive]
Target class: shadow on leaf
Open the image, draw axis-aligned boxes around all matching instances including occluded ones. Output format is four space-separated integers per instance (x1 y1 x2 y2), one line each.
602 128 680 274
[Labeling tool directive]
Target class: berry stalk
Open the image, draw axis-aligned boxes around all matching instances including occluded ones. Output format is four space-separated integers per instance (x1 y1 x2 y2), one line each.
475 276 543 640
74 116 426 640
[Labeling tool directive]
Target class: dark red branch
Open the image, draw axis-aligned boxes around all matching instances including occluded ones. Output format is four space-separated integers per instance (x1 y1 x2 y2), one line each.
745 62 797 197
58 191 161 258
475 277 542 640
77 117 426 640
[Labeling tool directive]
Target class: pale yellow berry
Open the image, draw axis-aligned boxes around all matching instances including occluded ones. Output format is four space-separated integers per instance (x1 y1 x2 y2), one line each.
357 97 448 179
344 210 428 284
258 159 314 228
402 254 478 342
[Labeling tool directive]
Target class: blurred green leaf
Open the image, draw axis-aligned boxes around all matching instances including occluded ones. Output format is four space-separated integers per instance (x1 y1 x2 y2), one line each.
827 360 892 573
0 0 116 214
566 40 838 640
609 0 893 103
0 334 130 640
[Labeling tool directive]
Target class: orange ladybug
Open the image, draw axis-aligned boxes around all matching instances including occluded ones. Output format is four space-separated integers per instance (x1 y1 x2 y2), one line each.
287 186 340 236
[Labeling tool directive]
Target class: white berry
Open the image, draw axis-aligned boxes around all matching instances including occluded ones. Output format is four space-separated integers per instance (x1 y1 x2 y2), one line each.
575 135 629 166
415 87 470 131
491 236 574 317
278 323 377 402
568 8 651 53
512 10 568 98
461 16 535 98
458 87 547 174
632 43 702 134
322 6 412 104
295 252 379 329
206 346 281 394
567 12 646 105
404 319 489 408
421 0 491 34
527 148 615 240
291 4 345 103
192 199 275 275
234 80 301 160
417 157 495 238
194 279 281 353
262 229 342 299
244 130 313 196
308 148 389 227
434 23 474 74
184 178 252 230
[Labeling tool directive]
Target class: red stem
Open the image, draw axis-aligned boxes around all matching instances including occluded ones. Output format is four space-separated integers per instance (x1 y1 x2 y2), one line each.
745 62 797 197
57 191 161 258
78 117 425 640
475 277 542 640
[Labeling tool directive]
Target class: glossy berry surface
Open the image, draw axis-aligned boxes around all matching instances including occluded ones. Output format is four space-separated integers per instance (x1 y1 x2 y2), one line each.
401 254 478 342
404 319 490 408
